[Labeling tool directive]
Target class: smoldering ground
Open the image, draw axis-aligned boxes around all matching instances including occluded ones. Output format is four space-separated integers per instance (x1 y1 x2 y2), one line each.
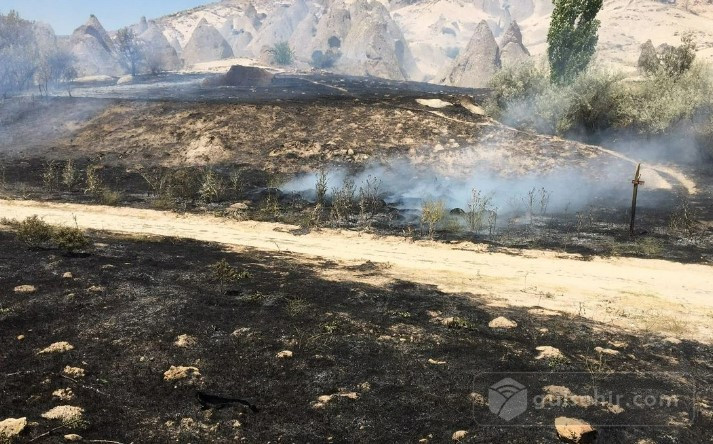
281 155 679 223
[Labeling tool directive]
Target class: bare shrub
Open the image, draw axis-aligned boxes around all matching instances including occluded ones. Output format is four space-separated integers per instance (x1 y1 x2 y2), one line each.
199 168 226 203
421 199 445 239
668 196 700 237
466 188 493 233
330 178 356 226
358 175 383 229
61 159 80 191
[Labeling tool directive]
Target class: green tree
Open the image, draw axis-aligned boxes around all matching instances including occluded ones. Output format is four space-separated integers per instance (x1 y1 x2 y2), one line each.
547 0 603 84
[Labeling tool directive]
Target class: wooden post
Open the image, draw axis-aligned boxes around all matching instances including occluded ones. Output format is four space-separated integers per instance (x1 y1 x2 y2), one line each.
629 163 645 236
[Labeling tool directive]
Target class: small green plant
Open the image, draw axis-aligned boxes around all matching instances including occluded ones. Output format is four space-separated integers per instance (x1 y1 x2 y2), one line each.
13 216 90 252
286 297 309 317
85 164 103 196
210 259 250 292
42 160 60 191
52 224 91 253
61 159 80 191
268 41 295 66
229 168 246 197
199 168 226 203
330 178 356 226
421 199 446 239
100 189 122 206
16 215 53 247
315 170 328 206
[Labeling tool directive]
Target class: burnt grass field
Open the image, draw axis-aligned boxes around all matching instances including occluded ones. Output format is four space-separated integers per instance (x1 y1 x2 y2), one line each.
1 227 712 443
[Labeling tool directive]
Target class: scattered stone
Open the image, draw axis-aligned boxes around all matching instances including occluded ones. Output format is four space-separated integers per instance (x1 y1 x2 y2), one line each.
608 340 627 348
101 264 115 270
231 327 252 337
663 337 681 345
163 366 201 382
488 316 517 329
535 346 563 360
62 272 74 279
53 388 75 401
228 202 249 211
594 347 620 356
469 392 486 406
64 434 83 441
312 391 360 408
276 350 293 359
554 417 597 443
63 366 86 378
42 406 84 422
0 417 27 439
174 334 197 348
416 98 452 109
14 285 36 294
428 358 447 365
607 403 625 414
17 335 25 341
87 285 105 293
452 430 468 441
38 342 74 354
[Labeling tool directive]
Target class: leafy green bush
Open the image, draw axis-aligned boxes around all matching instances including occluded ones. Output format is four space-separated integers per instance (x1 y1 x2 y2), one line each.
12 216 90 252
16 215 53 247
52 225 91 252
547 0 603 83
268 42 295 66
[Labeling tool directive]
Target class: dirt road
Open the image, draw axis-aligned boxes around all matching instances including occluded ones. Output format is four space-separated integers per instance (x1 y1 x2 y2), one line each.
2 199 712 343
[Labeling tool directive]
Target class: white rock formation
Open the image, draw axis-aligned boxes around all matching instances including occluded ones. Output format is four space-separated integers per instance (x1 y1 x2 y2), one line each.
499 21 530 68
182 19 234 66
248 0 309 55
442 20 500 88
70 15 125 77
139 22 183 71
337 0 420 80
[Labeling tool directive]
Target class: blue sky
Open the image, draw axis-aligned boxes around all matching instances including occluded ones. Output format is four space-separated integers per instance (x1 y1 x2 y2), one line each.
0 0 215 35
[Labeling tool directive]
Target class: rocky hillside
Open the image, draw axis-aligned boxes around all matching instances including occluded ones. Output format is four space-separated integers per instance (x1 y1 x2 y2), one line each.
57 0 713 83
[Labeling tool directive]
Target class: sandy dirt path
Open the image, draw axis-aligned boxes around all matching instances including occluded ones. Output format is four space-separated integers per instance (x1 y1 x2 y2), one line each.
2 199 712 343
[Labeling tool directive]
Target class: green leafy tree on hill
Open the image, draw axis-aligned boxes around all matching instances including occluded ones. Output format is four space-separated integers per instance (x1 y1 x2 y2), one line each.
547 0 603 84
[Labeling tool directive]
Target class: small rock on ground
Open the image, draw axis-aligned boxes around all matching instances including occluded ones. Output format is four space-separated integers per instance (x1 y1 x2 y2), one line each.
62 272 74 279
594 346 620 355
0 417 27 438
163 366 201 381
64 434 83 441
63 366 86 378
488 316 517 329
554 417 597 443
276 350 293 359
38 341 74 354
535 346 563 360
42 406 84 422
53 388 75 401
13 285 36 294
174 334 197 348
452 430 468 441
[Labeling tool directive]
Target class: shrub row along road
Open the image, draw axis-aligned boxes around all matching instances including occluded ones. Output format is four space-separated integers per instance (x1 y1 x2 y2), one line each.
2 198 712 343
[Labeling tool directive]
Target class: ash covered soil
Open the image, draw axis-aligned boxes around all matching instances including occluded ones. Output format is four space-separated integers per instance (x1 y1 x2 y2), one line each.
1 229 712 443
0 72 711 264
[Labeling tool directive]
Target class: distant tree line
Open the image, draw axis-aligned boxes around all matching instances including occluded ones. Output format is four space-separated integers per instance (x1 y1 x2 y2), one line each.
0 10 77 98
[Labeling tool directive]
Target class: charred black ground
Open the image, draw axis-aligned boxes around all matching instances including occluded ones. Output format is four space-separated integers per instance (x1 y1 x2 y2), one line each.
1 229 711 443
